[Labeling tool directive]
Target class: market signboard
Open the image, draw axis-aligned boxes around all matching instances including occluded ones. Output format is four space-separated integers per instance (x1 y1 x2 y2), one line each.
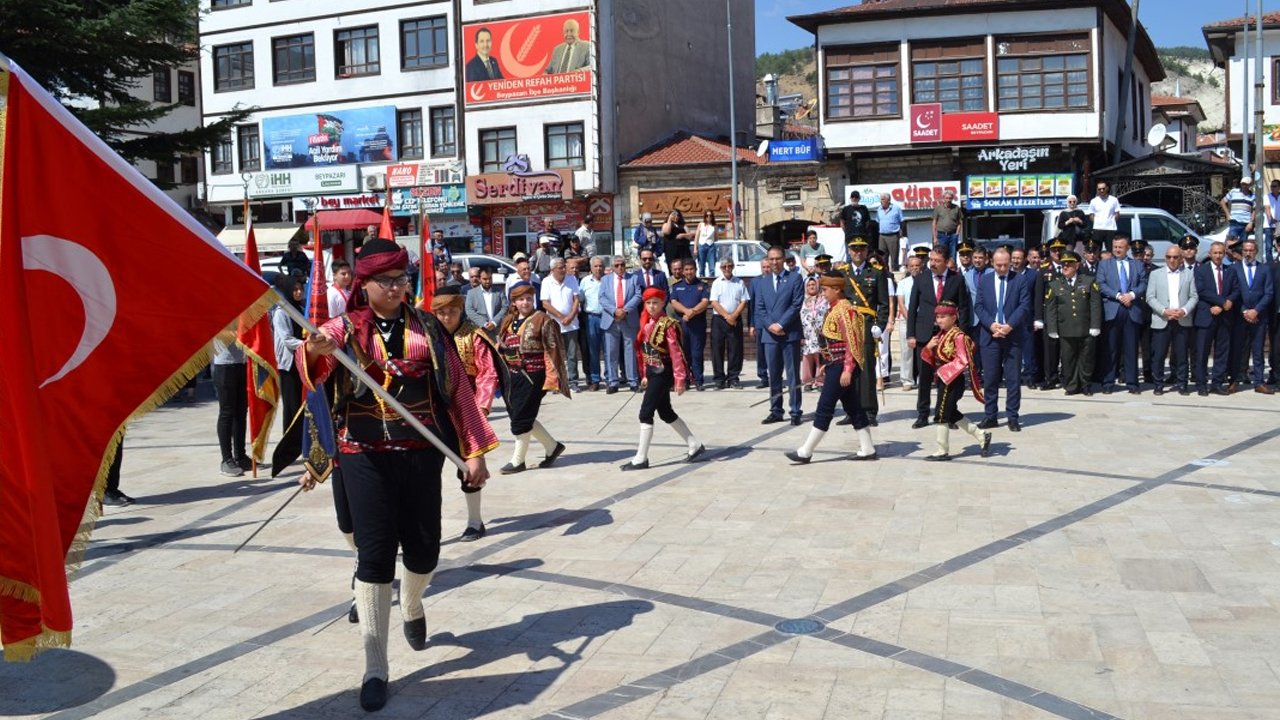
465 154 574 206
248 166 360 198
845 180 963 213
262 106 397 169
965 173 1074 211
462 11 593 107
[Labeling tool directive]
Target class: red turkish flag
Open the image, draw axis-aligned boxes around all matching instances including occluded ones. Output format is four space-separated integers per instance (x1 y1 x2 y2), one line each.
0 60 273 660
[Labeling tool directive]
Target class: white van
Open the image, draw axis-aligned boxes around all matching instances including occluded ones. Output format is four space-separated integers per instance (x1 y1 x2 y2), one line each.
1042 207 1210 262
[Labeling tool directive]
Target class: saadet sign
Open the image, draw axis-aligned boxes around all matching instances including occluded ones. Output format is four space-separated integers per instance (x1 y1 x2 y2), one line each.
910 104 941 143
465 154 573 206
942 112 998 142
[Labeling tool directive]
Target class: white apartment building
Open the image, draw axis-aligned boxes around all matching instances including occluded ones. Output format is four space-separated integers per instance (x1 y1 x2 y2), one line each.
197 0 753 257
1204 11 1280 179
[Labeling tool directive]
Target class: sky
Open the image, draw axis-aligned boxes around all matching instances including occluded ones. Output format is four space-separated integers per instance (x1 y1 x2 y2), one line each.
754 0 1280 56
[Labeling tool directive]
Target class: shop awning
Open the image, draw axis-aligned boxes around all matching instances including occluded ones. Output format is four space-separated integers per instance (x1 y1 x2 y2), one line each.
216 222 303 253
304 208 385 232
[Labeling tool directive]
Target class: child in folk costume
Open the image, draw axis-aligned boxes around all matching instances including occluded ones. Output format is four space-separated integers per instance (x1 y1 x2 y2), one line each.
497 281 569 474
920 301 992 461
430 285 505 541
786 272 878 464
621 287 706 470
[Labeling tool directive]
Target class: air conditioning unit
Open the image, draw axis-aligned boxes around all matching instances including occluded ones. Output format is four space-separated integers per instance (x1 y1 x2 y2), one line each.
365 173 386 191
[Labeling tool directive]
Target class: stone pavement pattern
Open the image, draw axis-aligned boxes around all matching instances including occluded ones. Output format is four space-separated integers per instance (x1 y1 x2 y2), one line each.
3 382 1280 719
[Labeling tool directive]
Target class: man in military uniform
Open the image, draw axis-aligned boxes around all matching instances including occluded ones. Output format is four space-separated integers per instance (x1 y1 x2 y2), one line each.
1033 237 1067 389
1180 235 1200 271
1079 240 1101 276
814 253 834 274
836 236 890 425
1044 251 1102 395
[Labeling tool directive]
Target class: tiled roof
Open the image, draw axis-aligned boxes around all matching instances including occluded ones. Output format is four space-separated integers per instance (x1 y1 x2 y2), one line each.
1203 11 1280 30
781 123 818 137
621 132 764 168
1152 94 1189 107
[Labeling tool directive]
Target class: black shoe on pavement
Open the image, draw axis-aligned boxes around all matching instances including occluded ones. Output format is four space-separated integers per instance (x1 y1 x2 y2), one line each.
235 455 253 472
102 490 134 507
403 617 427 651
220 459 244 477
538 442 566 468
731 380 743 389
1007 418 1021 432
790 417 802 426
761 415 784 425
784 451 811 465
980 431 992 457
460 524 486 542
911 417 929 430
499 462 526 475
686 445 706 463
1212 386 1230 396
757 380 770 389
924 453 951 462
348 603 358 624
976 418 999 430
620 460 649 471
630 385 641 393
360 677 388 712
1153 386 1166 396
606 385 619 394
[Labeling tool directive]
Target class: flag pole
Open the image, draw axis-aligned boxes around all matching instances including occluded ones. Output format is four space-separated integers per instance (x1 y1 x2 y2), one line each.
243 190 258 479
273 300 469 474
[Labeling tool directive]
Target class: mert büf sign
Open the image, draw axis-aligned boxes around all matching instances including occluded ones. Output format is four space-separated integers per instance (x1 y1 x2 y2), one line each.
465 154 573 206
910 104 999 144
462 11 594 107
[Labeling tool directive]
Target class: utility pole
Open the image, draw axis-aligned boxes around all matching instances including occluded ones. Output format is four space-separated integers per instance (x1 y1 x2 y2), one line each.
1242 4 1251 178
1254 0 1266 255
1111 0 1140 166
727 0 740 239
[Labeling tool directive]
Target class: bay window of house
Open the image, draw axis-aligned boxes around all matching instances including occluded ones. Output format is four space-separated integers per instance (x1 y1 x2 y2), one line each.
910 39 986 112
824 45 900 120
398 109 424 160
995 33 1090 112
545 122 584 169
479 127 516 172
335 26 380 77
212 133 234 175
238 124 260 172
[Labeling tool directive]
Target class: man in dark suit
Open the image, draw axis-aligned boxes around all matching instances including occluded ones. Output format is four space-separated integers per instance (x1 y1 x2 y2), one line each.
599 256 643 393
464 28 503 82
1097 235 1148 393
975 248 1032 431
753 246 805 425
1229 238 1274 393
1192 241 1238 395
908 245 971 428
631 248 668 292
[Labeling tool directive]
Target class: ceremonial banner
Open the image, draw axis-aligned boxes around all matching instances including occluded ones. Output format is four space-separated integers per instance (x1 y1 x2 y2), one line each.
0 58 273 660
237 221 279 463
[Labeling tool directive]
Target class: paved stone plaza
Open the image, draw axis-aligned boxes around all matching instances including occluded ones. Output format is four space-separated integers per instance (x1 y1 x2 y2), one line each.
4 381 1280 719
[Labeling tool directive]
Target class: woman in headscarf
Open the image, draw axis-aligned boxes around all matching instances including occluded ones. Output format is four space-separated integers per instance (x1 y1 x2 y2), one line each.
496 281 569 473
620 287 705 470
299 239 498 712
799 272 829 390
271 272 306 442
785 272 877 464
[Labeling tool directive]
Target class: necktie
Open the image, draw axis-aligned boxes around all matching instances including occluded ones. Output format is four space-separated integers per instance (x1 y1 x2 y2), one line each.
616 276 624 309
935 275 944 303
996 275 1006 324
1216 264 1223 295
773 274 778 293
1118 261 1129 294
1247 263 1255 288
646 271 652 287
560 46 571 73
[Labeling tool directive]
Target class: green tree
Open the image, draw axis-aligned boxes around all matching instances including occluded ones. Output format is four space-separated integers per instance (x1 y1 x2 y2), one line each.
0 0 249 172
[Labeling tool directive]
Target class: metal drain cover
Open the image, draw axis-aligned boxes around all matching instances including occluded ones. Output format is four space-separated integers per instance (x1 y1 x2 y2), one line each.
774 618 825 635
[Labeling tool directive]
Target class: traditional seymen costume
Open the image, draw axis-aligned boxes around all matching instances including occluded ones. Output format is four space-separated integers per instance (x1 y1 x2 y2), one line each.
920 301 991 461
296 239 499 710
498 281 569 474
787 273 877 463
621 287 705 470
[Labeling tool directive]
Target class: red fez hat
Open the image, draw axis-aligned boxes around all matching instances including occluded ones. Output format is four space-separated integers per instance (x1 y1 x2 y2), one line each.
642 287 667 303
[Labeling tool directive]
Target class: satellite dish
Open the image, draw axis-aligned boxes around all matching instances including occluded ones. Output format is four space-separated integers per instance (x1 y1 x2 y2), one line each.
794 98 817 120
756 140 770 157
1147 123 1168 148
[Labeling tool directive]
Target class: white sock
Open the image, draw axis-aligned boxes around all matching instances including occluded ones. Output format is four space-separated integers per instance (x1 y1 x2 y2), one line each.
342 532 357 553
530 421 556 453
354 580 391 682
399 569 432 623
796 428 825 459
465 491 483 528
633 424 655 464
857 427 876 457
509 432 530 466
933 424 950 456
960 420 982 439
668 417 700 453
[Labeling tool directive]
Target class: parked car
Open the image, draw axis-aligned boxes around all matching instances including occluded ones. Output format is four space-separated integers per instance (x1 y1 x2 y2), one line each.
452 253 520 286
1042 207 1210 262
712 240 771 278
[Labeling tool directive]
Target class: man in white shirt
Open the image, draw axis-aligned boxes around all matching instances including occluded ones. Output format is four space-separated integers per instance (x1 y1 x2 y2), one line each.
896 251 924 389
1087 181 1121 249
1146 245 1198 395
326 259 353 318
709 257 751 389
578 256 606 390
540 257 581 390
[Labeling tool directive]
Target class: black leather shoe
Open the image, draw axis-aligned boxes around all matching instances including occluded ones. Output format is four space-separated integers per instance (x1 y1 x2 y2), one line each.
499 462 526 475
761 415 784 425
1082 387 1094 396
348 602 359 624
1197 389 1209 397
716 380 727 389
538 442 566 468
403 617 427 651
757 380 770 389
1212 387 1230 396
924 454 951 462
695 384 705 391
630 385 640 393
620 460 649 471
1153 386 1165 396
1127 387 1140 395
784 450 811 465
686 445 706 463
360 677 388 712
606 385 618 394
1007 419 1021 432
977 418 999 430
790 417 802 426
460 524 486 542
1103 385 1115 395
101 490 133 507
980 431 992 457
911 417 929 429
1178 387 1190 396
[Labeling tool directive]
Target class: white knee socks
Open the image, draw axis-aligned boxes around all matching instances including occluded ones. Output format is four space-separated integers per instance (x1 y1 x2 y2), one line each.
669 418 700 453
796 428 826 459
633 424 654 464
530 421 555 453
464 491 483 528
355 580 391 682
856 427 876 458
509 432 530 466
399 569 432 623
933 424 950 456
